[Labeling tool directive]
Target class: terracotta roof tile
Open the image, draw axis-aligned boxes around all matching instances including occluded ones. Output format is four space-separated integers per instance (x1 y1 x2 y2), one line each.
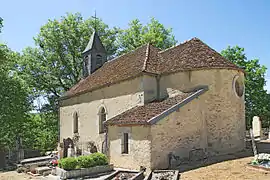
158 38 242 74
105 92 194 125
63 38 242 98
64 44 150 97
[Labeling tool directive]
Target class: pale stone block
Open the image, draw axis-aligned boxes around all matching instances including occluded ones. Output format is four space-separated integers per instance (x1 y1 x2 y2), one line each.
252 116 262 138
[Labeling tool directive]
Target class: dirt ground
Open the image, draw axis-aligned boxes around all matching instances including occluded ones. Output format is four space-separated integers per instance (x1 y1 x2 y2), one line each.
0 171 42 180
1 156 270 180
1 145 270 180
181 156 270 180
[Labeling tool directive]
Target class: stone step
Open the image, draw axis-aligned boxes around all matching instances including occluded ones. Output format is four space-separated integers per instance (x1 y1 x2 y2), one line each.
35 166 52 175
20 155 54 165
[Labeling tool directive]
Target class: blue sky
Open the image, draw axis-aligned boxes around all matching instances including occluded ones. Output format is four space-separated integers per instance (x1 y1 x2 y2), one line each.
1 0 270 90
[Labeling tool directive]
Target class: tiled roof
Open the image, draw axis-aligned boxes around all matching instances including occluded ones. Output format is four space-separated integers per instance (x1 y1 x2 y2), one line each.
105 90 198 126
63 38 242 98
64 44 159 97
158 38 242 74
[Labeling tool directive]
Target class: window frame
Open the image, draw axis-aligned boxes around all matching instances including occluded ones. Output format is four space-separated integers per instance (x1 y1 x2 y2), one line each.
121 133 129 154
99 107 106 134
233 75 244 98
73 112 79 134
96 54 102 68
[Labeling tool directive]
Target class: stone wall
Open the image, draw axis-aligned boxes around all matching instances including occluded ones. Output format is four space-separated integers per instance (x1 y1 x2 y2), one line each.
108 125 151 170
150 97 206 169
59 76 144 151
142 75 157 103
151 69 245 168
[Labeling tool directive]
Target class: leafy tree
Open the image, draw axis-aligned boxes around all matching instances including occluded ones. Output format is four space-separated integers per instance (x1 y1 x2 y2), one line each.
117 18 177 55
23 113 58 153
0 17 3 33
0 41 30 150
221 46 270 128
20 13 119 112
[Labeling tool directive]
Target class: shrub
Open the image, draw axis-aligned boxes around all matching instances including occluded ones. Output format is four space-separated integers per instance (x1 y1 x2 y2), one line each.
59 153 109 170
59 157 78 170
77 155 93 168
91 152 108 166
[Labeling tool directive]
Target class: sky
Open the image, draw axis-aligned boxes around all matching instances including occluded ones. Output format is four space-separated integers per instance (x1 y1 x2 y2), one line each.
1 0 270 90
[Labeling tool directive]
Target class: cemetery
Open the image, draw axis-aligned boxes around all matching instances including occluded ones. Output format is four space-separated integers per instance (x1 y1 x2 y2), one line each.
1 1 270 180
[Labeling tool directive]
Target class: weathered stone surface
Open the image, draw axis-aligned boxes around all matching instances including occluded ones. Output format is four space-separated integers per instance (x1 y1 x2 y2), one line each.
60 68 245 170
35 166 52 175
20 155 54 165
55 164 113 179
60 76 144 151
253 116 262 138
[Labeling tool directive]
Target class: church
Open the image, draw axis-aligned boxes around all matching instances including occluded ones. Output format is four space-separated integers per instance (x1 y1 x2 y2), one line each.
59 31 245 170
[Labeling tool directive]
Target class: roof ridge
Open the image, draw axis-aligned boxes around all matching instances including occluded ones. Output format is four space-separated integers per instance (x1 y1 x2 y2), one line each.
107 43 149 64
158 37 199 54
142 43 150 71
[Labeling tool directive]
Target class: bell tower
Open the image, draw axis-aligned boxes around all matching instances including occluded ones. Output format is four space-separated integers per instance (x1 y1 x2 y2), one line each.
82 31 107 78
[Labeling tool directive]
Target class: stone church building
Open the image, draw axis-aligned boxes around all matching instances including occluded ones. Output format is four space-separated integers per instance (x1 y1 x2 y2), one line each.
59 31 245 170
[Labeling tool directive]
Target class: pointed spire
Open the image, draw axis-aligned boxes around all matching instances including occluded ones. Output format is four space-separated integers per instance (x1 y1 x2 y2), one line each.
82 31 97 54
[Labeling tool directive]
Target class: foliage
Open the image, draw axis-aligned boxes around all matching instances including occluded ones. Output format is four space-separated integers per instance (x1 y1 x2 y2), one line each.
221 46 270 128
0 17 3 33
59 157 78 170
19 13 119 112
0 30 30 150
23 113 58 153
117 18 177 55
59 153 108 170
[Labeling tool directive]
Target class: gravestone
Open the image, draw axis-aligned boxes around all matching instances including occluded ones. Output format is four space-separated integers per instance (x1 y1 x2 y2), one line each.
63 138 74 158
252 116 262 139
67 144 75 157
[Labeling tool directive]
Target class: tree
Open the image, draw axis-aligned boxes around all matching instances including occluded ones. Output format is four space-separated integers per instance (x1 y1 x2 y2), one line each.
221 46 270 128
117 18 177 55
0 37 30 150
0 17 3 33
20 13 119 112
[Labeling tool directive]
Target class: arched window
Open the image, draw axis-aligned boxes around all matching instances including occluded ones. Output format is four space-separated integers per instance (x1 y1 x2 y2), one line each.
99 107 106 133
73 112 79 133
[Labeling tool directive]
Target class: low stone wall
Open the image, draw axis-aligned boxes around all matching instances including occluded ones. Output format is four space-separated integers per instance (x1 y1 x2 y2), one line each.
54 164 114 179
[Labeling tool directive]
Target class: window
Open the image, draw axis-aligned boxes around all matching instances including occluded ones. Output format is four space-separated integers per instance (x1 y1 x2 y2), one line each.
122 133 129 154
233 75 244 97
73 112 79 133
96 54 102 68
99 107 106 133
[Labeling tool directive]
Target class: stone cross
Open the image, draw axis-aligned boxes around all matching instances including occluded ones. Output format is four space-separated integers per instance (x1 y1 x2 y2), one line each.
252 116 262 139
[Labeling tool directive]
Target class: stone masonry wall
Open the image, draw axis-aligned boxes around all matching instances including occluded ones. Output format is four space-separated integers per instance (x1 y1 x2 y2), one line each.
59 76 144 151
154 69 245 167
150 97 207 169
108 125 151 170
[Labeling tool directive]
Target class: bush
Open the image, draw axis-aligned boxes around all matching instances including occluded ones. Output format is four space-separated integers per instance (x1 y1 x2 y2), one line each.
91 152 108 166
59 157 78 170
59 153 108 170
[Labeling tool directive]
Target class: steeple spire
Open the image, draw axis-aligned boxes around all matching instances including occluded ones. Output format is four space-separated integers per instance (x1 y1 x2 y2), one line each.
82 11 107 78
92 10 97 32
